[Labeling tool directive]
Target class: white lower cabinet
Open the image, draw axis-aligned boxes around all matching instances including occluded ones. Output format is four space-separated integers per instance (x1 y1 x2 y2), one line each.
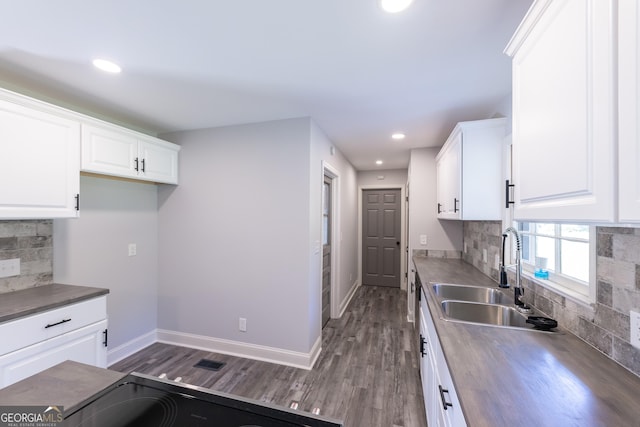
0 296 108 388
420 288 466 427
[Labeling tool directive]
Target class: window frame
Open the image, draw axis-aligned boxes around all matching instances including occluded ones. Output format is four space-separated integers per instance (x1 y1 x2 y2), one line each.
514 221 595 303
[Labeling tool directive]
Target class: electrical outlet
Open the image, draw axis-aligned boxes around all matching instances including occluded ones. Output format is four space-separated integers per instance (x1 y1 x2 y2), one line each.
239 317 247 332
0 258 20 278
482 249 487 263
631 310 640 349
128 243 137 256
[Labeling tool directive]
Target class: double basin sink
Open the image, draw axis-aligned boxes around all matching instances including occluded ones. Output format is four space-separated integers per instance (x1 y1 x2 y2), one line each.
430 283 552 332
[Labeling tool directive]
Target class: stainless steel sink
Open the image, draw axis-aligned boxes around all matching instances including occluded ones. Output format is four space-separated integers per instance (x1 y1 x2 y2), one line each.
432 283 511 305
441 300 531 329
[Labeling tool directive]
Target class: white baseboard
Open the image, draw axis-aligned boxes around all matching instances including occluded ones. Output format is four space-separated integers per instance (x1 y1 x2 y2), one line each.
338 279 360 318
107 330 157 367
157 329 320 370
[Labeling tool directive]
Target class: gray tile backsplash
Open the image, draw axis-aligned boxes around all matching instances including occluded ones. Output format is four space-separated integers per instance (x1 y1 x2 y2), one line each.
0 220 53 293
463 221 640 377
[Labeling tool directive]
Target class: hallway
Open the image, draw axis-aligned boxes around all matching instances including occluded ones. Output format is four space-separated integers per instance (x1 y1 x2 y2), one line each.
110 286 427 427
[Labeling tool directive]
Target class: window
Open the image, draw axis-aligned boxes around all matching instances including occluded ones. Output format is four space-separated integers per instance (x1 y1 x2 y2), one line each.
515 222 593 300
322 179 331 246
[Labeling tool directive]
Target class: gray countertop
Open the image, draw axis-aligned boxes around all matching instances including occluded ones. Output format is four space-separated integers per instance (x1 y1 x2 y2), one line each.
0 361 126 412
414 256 640 427
0 283 109 324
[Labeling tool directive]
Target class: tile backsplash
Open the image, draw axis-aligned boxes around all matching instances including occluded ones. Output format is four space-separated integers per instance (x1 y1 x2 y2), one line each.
0 220 53 293
463 221 640 377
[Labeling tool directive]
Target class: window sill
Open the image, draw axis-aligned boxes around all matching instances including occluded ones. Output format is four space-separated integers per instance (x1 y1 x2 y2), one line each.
510 267 596 308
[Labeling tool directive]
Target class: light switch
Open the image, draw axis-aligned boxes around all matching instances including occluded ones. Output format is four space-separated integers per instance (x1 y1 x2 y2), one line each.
419 235 427 245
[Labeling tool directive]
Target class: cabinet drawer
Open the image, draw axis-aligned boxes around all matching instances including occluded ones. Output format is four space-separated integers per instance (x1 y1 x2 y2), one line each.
0 319 108 388
0 296 106 355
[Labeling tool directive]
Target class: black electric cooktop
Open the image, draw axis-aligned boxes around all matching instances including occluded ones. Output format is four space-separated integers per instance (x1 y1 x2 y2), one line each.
64 373 343 427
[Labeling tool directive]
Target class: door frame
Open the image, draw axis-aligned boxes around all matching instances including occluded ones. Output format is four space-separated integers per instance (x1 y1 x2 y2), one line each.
322 161 340 319
357 184 407 291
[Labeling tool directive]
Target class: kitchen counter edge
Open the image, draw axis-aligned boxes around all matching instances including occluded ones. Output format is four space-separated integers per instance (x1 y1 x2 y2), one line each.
0 283 109 324
0 360 125 412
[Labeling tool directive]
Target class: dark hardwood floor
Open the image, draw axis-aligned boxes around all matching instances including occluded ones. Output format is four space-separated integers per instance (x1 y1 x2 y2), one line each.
110 285 427 427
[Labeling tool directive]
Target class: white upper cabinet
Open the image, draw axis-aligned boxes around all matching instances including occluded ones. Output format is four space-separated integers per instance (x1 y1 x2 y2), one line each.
0 90 80 219
505 0 616 222
436 118 505 220
81 122 179 185
436 133 461 219
618 0 640 223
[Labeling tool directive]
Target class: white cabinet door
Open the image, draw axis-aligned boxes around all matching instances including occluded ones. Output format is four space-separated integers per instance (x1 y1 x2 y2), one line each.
81 124 138 179
0 96 80 219
619 0 640 222
506 0 616 222
420 301 437 427
0 319 107 388
444 134 462 219
436 132 461 219
138 137 179 184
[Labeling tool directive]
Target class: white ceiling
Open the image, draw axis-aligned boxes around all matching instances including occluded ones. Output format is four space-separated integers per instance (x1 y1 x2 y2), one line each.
0 0 532 170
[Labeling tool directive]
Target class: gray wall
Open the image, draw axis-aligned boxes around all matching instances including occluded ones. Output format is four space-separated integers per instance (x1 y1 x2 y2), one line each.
463 222 640 377
408 148 463 256
357 169 407 187
0 220 53 292
53 175 159 352
158 117 357 355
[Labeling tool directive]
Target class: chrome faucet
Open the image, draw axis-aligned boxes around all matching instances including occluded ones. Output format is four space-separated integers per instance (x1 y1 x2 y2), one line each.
499 227 529 309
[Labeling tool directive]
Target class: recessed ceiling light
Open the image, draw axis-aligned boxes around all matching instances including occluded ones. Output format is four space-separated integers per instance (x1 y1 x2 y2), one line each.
379 0 414 13
376 160 384 165
92 58 122 74
392 133 406 140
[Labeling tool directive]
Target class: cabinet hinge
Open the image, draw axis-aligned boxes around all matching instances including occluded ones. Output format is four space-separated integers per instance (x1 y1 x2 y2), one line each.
75 194 80 211
103 329 108 347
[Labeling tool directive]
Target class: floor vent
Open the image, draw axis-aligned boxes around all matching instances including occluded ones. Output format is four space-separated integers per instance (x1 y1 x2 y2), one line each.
193 359 226 371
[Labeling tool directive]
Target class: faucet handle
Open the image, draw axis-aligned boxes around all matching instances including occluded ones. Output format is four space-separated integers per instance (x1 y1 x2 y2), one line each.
498 265 509 288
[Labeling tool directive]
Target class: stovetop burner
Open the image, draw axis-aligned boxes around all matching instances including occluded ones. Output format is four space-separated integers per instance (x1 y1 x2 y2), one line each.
64 373 342 427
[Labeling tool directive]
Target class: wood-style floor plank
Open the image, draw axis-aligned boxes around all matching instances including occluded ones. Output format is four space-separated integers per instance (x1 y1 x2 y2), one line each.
110 285 427 427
